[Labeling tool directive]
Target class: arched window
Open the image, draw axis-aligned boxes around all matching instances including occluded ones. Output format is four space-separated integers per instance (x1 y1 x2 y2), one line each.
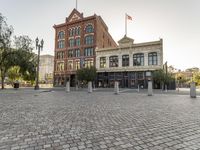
84 48 94 56
133 53 144 66
69 29 73 36
75 49 80 57
69 39 74 47
85 35 93 45
85 24 94 33
58 31 64 39
76 38 81 46
77 27 81 35
109 56 118 67
57 40 65 49
72 28 75 36
148 52 157 65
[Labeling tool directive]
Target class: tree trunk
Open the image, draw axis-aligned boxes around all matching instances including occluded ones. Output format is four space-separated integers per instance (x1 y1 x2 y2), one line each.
1 75 5 89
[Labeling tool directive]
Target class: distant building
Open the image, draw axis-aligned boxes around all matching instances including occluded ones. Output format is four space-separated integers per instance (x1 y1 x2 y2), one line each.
53 9 117 86
168 65 179 74
96 36 163 88
39 54 54 83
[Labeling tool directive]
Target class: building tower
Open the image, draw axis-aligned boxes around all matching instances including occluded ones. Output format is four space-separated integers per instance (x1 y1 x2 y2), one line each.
53 9 117 86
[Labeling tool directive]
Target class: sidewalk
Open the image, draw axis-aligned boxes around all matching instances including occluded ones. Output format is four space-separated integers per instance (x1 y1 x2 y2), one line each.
0 87 199 96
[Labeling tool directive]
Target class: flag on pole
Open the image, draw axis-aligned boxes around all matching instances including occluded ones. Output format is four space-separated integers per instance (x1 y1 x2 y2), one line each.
126 14 133 20
125 13 133 36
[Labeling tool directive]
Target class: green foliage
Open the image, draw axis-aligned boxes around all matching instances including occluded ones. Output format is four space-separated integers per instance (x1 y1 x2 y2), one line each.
7 66 21 83
153 69 174 85
0 13 13 89
194 72 200 85
0 13 37 89
77 66 97 82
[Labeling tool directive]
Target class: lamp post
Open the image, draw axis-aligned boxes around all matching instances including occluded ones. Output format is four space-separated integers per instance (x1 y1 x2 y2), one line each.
34 37 44 90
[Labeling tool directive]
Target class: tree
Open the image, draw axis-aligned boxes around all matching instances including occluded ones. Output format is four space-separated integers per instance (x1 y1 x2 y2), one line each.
194 72 200 86
0 13 14 89
13 36 37 84
77 66 97 82
153 69 174 89
0 13 36 89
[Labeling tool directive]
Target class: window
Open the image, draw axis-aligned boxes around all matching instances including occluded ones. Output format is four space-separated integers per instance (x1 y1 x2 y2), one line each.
58 31 65 39
68 61 73 70
84 59 94 68
72 28 75 36
148 52 157 65
69 39 74 47
100 57 106 68
75 27 81 35
75 38 81 46
122 55 129 67
85 35 93 45
69 29 73 37
77 27 81 35
109 56 118 67
68 50 73 57
133 53 144 66
58 40 65 49
57 62 64 71
75 49 80 57
75 60 80 70
57 51 65 59
85 24 94 33
84 48 94 56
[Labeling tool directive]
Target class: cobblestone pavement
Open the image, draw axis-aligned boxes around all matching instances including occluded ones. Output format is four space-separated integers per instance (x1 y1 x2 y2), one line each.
0 90 200 150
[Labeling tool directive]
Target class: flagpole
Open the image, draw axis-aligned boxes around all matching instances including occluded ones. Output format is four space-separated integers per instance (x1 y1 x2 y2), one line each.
76 0 78 10
125 13 127 36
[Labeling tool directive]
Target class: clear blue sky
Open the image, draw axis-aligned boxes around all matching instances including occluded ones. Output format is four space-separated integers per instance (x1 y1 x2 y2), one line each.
1 0 200 70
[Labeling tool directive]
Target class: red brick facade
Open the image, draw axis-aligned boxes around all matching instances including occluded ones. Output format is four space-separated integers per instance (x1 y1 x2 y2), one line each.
53 9 117 86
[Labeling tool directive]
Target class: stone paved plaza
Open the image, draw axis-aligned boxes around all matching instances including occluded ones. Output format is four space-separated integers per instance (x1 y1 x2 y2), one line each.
0 90 200 150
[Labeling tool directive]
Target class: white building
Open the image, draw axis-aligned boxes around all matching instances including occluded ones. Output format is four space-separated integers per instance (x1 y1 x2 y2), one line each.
95 36 163 88
39 55 54 83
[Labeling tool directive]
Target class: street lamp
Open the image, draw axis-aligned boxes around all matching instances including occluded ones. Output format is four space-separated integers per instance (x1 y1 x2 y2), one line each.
34 37 44 90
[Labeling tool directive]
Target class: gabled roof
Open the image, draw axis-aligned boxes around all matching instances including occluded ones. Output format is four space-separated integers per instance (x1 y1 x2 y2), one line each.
66 8 83 23
118 35 134 46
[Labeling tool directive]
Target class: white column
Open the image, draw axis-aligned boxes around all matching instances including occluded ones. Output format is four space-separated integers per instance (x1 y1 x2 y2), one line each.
114 81 119 94
144 53 148 66
129 53 133 67
148 81 153 96
66 81 70 93
190 82 196 98
96 56 99 69
118 54 122 68
106 56 109 69
157 52 161 66
88 81 92 93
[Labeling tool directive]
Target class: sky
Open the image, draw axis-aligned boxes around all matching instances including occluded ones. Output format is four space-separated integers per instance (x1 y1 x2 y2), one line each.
1 0 200 70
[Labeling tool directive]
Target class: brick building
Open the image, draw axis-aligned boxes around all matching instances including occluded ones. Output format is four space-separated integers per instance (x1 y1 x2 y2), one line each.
53 9 117 86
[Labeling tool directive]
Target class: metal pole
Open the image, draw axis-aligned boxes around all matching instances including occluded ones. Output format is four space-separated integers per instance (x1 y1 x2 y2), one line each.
125 13 127 36
35 46 40 90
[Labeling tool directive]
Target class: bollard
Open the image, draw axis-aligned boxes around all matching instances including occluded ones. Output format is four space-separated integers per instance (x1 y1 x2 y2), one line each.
190 82 196 98
137 84 140 92
114 81 119 94
148 81 153 96
75 83 78 91
88 81 92 93
165 85 168 92
66 81 70 92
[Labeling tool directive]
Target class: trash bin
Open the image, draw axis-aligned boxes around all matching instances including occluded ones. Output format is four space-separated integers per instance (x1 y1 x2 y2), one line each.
14 82 19 89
